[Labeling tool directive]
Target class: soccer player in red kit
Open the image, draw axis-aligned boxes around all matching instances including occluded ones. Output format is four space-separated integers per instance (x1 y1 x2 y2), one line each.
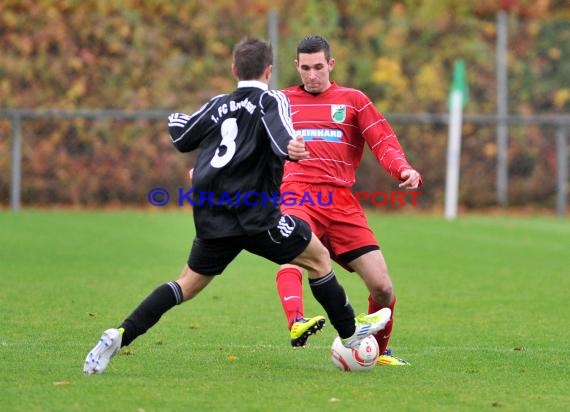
277 35 422 365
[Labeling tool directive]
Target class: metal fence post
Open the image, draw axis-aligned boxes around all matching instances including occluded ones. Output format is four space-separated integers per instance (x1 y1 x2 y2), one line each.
496 10 509 207
10 112 22 212
268 9 279 90
556 124 568 216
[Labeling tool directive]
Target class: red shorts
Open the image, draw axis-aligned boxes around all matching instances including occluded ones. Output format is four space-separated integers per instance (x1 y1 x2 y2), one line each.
280 182 379 270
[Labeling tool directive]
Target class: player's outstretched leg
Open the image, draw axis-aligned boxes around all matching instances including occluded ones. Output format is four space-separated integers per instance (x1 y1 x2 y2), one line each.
341 308 392 349
290 315 326 347
83 328 123 375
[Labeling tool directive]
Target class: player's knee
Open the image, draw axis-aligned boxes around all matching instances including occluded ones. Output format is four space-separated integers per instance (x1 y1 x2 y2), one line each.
306 243 331 274
309 243 330 272
317 243 330 263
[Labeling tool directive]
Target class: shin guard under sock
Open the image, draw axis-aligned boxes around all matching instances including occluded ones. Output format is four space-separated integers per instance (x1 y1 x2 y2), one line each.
309 270 355 339
276 267 304 328
120 281 183 347
368 294 396 354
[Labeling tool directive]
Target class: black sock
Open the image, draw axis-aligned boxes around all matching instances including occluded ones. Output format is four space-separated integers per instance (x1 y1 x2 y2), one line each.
119 281 183 347
309 270 355 339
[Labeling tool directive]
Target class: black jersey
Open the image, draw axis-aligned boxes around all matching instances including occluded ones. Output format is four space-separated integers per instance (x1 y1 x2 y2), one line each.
168 81 296 239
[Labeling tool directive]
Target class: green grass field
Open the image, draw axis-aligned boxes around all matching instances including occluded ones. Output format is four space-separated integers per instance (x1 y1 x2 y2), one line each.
1 210 569 412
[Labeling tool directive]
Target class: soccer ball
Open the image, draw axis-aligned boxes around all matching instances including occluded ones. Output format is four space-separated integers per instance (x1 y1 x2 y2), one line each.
330 335 379 372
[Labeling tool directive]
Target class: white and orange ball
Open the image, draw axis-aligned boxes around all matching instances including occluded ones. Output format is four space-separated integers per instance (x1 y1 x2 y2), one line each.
330 335 379 372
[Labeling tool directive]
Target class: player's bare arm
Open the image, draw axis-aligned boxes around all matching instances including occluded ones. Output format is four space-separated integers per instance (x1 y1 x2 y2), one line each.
398 169 422 190
287 135 310 161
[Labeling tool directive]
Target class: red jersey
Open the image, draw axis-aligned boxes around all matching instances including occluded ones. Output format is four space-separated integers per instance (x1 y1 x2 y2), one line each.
282 81 414 188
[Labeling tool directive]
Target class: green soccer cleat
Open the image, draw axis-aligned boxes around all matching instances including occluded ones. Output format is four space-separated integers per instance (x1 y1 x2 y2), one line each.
83 328 123 375
378 348 410 366
290 316 326 347
341 307 391 349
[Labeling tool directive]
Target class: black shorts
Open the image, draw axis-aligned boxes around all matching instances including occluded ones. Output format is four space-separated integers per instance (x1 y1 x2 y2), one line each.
188 215 312 275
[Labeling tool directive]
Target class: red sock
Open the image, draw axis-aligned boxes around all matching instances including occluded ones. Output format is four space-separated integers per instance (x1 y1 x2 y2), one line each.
368 294 396 354
276 267 304 329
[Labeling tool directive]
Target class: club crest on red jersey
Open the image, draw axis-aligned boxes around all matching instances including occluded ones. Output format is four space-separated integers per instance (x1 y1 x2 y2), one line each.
331 105 346 123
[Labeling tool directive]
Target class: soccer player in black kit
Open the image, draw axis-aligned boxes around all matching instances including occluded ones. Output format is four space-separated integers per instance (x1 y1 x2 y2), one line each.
83 37 391 375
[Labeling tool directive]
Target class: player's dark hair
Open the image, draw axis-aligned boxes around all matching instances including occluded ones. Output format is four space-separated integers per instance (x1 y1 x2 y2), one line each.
296 35 331 60
233 37 273 80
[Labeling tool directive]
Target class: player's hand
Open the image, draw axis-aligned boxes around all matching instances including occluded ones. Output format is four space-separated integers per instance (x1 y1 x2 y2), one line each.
399 169 422 189
287 135 310 161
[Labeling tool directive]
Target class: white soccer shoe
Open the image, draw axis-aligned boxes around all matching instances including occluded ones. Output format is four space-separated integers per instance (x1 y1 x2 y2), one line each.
83 328 122 375
341 307 392 349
